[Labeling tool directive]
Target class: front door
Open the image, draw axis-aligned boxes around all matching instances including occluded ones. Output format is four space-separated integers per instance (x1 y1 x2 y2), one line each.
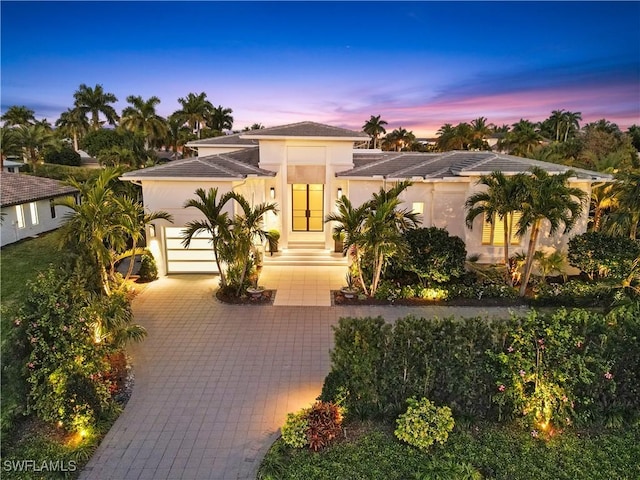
292 184 324 231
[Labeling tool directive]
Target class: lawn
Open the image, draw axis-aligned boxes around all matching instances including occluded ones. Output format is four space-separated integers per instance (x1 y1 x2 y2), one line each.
259 422 640 480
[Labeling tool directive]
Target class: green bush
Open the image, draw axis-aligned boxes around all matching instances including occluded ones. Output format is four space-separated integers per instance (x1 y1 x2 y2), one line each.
138 253 158 282
44 146 81 166
401 227 467 284
395 397 454 450
568 232 640 280
281 410 309 448
532 280 613 307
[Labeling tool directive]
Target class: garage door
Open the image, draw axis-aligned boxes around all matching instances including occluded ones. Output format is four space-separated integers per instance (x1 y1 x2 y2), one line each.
164 227 219 273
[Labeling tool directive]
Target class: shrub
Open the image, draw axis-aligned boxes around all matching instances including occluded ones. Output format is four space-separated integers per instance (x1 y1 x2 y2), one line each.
395 397 454 450
401 227 467 284
281 410 309 448
568 232 640 280
44 146 82 166
532 280 613 307
138 253 158 282
306 401 343 451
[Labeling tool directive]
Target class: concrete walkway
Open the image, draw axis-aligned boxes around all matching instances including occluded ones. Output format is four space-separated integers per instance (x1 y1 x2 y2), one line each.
81 275 525 480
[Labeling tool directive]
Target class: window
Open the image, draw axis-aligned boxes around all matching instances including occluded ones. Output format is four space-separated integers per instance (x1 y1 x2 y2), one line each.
15 205 25 229
50 199 56 219
29 202 39 225
482 212 521 246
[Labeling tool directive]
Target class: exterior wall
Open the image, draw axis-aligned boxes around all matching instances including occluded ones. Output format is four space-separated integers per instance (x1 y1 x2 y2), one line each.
140 178 269 276
258 139 355 249
1 197 73 247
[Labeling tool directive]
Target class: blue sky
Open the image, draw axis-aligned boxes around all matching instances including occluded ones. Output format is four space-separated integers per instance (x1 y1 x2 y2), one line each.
1 1 638 136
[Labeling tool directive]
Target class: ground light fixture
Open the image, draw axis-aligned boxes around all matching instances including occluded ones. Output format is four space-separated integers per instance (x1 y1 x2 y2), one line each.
270 187 275 199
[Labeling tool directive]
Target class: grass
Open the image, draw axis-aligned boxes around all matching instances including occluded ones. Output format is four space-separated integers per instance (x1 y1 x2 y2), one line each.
258 422 640 480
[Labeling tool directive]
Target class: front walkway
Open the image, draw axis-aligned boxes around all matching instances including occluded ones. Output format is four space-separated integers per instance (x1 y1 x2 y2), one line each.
81 275 524 480
258 265 345 306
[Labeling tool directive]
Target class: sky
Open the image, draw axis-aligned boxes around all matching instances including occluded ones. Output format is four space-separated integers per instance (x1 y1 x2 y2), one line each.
1 1 639 137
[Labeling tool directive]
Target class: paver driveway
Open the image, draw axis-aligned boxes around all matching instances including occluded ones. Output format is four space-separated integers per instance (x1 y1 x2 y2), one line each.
81 275 523 480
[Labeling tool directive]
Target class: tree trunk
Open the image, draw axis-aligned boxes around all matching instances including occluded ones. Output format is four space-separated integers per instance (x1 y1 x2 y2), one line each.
519 221 541 297
593 207 602 232
73 132 79 152
212 238 227 288
503 216 513 287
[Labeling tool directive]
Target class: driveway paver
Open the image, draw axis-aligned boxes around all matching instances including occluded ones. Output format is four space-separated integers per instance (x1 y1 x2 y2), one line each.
81 274 525 480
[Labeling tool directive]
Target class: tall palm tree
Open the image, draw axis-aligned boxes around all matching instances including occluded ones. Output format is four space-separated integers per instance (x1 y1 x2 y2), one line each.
165 114 195 159
465 172 525 285
207 105 234 132
548 109 566 142
182 188 236 287
120 95 168 149
562 111 582 142
436 123 456 151
55 107 89 151
1 105 36 127
325 196 370 293
385 127 415 152
603 169 640 239
362 115 388 149
516 167 587 296
175 92 214 139
0 127 21 168
470 117 493 148
73 83 119 130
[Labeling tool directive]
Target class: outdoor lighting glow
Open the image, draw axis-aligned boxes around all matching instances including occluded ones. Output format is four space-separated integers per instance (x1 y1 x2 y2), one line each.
270 187 275 199
337 187 343 197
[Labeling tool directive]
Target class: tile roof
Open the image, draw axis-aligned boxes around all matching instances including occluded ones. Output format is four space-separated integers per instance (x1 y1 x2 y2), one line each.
240 121 369 139
122 147 275 180
185 132 258 147
1 172 78 207
339 151 611 181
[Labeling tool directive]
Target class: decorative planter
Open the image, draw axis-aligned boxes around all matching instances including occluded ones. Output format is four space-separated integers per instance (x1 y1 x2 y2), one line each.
340 287 358 299
246 287 265 299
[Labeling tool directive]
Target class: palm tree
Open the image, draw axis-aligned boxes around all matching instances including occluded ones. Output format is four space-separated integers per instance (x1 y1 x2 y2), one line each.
73 83 119 130
498 119 543 157
385 127 415 152
362 115 388 149
603 169 640 239
470 117 493 149
165 113 195 159
16 124 56 171
465 171 525 286
590 183 617 232
516 167 587 296
182 188 236 287
120 95 168 149
243 123 265 131
436 123 456 151
1 105 36 126
325 196 370 293
562 111 582 142
222 193 278 296
548 109 565 142
55 107 89 151
175 92 214 139
0 127 21 168
207 105 234 132
58 168 126 296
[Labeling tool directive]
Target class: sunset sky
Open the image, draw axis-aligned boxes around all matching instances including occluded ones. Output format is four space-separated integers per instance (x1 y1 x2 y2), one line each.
1 1 638 136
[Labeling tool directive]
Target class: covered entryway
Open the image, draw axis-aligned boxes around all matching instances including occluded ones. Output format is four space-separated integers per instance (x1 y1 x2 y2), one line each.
291 183 323 232
164 227 218 273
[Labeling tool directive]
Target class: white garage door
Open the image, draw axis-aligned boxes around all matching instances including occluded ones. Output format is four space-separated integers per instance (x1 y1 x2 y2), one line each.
164 227 219 273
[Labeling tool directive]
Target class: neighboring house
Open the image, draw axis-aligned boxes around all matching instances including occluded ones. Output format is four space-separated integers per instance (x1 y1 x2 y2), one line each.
122 121 609 275
0 172 78 247
2 159 24 173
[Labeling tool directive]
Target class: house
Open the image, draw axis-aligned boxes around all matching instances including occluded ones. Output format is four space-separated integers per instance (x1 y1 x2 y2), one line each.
0 172 78 247
2 159 24 173
121 121 609 276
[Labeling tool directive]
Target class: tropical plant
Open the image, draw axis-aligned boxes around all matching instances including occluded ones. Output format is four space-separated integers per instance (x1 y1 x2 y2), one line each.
470 116 493 149
465 171 525 285
568 231 640 280
1 105 36 127
120 95 168 149
384 127 415 151
516 167 587 296
562 111 582 142
207 105 234 132
533 250 567 283
0 127 22 165
394 397 455 451
182 187 235 288
55 107 89 151
43 145 81 166
73 83 119 130
362 115 388 149
15 124 57 171
590 182 617 232
603 169 640 239
498 119 543 157
165 113 195 159
174 92 214 138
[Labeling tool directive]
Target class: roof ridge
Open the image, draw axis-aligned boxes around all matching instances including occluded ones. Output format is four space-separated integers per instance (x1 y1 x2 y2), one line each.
392 153 448 177
199 156 243 177
451 151 497 175
343 152 405 175
217 152 272 175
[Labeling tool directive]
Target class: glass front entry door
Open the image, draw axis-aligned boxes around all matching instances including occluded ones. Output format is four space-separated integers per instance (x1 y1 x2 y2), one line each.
292 184 324 231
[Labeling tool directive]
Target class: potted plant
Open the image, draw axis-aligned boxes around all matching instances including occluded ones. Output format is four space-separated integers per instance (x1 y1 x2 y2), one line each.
246 274 265 299
340 272 358 299
266 229 280 256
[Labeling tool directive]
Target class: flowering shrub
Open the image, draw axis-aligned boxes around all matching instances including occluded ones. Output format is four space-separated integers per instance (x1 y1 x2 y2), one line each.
281 402 344 451
395 397 454 450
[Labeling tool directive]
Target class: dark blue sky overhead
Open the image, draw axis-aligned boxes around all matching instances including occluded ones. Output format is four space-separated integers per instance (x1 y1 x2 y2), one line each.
2 1 638 135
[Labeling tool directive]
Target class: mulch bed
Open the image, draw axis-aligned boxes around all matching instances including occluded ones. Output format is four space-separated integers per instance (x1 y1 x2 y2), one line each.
216 289 276 305
332 290 525 307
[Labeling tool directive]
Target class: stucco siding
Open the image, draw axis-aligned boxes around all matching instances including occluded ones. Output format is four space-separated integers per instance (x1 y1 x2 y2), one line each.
1 199 73 247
